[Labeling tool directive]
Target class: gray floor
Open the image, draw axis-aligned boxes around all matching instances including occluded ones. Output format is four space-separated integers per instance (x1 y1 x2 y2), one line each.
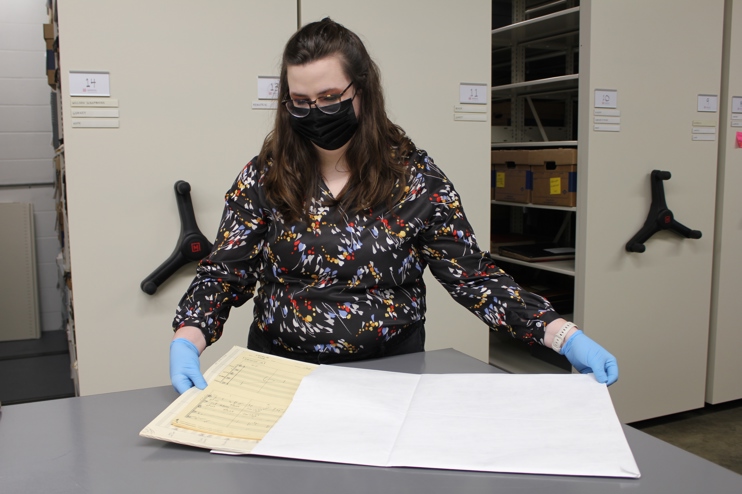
0 330 75 406
1 332 741 476
630 400 742 475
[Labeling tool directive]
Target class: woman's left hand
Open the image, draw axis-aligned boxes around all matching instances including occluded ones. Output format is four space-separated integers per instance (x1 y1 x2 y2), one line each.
561 330 619 385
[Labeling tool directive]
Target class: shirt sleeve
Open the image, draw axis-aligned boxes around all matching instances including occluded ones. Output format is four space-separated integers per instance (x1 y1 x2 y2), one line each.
172 159 270 345
415 152 561 346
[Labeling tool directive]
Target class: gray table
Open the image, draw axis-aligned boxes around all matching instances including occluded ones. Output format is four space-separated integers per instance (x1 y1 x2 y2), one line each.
1 349 741 494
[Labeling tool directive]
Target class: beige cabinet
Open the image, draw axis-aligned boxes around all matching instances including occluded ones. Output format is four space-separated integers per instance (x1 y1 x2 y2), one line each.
56 1 297 395
578 0 724 423
707 0 742 405
490 0 726 423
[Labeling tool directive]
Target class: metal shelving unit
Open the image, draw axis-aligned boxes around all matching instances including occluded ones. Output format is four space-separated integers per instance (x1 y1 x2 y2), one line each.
491 1 579 145
491 73 578 99
489 0 580 375
491 5 579 48
490 253 575 276
491 199 576 212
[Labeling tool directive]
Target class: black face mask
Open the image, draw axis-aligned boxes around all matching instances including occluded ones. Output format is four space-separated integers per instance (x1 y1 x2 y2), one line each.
289 98 359 151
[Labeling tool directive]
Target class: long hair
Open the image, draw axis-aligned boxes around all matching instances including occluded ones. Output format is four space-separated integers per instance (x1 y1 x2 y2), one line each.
258 18 414 222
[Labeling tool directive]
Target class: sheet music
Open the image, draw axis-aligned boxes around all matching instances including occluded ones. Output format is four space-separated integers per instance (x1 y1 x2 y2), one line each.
139 346 316 453
171 350 316 440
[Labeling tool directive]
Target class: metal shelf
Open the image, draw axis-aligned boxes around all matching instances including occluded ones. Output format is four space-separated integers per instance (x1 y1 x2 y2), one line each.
492 31 579 57
491 6 580 48
491 140 578 148
491 74 579 100
491 200 576 212
490 253 576 277
489 333 572 374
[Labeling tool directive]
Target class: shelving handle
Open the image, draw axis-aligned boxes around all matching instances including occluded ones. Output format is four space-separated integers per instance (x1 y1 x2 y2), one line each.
625 170 702 253
140 181 213 295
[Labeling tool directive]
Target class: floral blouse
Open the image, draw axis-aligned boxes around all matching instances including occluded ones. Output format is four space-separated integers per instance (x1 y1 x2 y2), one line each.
173 148 560 361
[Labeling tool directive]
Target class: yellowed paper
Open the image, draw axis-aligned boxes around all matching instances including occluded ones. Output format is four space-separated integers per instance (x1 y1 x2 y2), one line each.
171 349 316 440
140 346 316 454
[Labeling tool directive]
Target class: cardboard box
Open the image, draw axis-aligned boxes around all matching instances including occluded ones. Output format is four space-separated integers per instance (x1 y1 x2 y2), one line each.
43 23 54 40
491 150 531 203
530 149 577 207
530 148 577 166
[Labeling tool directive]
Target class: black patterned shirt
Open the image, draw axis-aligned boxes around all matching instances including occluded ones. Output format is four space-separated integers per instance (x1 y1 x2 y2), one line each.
173 149 560 361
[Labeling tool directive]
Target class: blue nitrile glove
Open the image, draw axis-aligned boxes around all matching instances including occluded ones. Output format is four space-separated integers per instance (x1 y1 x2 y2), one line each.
169 338 208 394
561 330 619 386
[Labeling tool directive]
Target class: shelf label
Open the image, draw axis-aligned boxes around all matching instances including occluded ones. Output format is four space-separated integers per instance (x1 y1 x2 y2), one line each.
71 118 119 128
252 100 278 110
454 113 487 122
594 109 620 116
692 134 715 141
69 71 110 97
594 89 617 109
697 94 718 112
70 108 119 118
70 97 118 107
459 83 487 105
594 124 621 132
257 76 279 100
594 116 620 124
454 104 487 113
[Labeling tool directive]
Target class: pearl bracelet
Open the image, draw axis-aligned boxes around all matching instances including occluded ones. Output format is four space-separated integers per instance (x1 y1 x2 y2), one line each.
551 321 577 354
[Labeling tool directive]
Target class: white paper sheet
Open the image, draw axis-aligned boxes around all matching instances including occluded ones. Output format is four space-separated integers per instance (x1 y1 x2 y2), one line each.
251 366 640 478
249 365 420 465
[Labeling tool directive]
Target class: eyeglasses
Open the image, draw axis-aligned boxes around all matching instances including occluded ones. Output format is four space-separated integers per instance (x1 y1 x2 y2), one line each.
282 82 354 118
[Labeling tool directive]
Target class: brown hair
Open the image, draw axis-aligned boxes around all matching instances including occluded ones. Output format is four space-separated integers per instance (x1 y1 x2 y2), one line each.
258 18 414 222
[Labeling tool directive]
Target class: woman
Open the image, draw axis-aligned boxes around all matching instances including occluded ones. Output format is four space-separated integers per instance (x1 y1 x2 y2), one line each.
170 18 617 393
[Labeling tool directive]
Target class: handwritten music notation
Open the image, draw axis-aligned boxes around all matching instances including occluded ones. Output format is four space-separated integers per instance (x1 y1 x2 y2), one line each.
171 350 316 440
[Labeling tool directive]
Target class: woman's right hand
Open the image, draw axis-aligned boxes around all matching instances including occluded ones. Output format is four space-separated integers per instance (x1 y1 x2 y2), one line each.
169 327 208 393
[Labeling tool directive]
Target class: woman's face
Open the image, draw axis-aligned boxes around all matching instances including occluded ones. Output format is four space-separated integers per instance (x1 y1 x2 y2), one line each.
286 55 361 119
